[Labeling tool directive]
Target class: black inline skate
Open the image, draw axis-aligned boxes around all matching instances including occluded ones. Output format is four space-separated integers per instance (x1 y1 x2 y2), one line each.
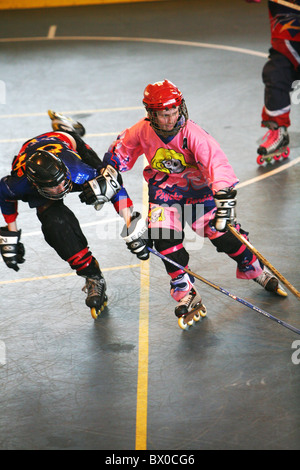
82 272 108 320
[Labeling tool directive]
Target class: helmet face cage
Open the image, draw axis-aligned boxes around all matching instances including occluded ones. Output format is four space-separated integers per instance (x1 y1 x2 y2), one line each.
147 101 188 138
25 150 72 200
143 80 189 137
36 171 72 200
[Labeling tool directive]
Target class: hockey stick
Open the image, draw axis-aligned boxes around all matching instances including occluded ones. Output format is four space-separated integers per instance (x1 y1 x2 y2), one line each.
226 223 300 300
147 247 300 336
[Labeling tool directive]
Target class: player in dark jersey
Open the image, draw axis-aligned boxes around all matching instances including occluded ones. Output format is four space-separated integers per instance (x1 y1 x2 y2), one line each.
0 111 122 319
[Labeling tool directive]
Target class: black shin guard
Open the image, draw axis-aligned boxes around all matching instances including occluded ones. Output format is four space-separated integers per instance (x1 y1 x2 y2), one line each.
210 229 257 269
210 230 244 255
154 236 188 274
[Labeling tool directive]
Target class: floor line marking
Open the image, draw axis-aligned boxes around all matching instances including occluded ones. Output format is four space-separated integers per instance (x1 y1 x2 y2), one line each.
0 35 268 59
0 133 120 144
135 157 150 451
236 156 300 188
0 106 143 119
21 216 121 238
47 25 57 39
0 263 140 285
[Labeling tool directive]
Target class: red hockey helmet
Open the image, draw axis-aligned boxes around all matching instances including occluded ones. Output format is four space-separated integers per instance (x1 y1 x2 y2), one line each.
143 80 183 111
142 79 188 137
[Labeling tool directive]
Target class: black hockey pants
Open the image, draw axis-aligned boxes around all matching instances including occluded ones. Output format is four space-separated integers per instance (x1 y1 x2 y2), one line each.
263 44 300 112
36 200 100 278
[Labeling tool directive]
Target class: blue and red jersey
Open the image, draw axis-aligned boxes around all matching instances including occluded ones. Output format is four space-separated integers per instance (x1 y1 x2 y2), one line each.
0 132 98 224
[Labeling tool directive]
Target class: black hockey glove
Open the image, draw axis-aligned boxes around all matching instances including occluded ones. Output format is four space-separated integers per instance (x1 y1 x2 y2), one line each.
121 212 150 260
79 165 123 210
213 187 237 232
0 226 25 272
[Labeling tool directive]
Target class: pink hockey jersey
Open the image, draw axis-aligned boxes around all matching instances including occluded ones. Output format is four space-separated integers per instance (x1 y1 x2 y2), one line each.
108 118 238 201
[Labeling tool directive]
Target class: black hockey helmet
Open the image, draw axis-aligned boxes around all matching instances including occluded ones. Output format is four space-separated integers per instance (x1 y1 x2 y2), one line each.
25 149 72 200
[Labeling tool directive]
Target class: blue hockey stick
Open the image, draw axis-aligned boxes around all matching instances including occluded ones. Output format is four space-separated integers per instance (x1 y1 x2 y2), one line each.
148 247 300 336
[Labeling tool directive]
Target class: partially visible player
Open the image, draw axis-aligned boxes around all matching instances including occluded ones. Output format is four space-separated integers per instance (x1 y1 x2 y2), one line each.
247 0 300 163
0 112 122 318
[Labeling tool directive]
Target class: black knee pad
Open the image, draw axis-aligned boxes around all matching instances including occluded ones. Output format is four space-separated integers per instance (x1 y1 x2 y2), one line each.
210 230 244 255
37 201 88 261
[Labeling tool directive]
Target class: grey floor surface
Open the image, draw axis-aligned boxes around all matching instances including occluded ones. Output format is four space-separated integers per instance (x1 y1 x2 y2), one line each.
0 0 299 451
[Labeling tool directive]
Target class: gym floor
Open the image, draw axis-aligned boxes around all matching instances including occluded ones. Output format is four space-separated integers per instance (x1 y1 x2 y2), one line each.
0 0 299 452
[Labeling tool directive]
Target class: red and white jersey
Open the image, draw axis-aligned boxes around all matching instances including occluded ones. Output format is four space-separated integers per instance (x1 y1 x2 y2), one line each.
268 0 300 42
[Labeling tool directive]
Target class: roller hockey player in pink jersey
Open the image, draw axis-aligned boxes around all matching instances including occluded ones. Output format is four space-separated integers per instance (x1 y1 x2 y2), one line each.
80 79 287 327
0 111 123 319
247 0 300 164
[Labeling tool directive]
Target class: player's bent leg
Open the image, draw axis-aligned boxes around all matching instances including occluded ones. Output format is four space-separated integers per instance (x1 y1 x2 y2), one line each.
37 201 108 314
210 227 287 296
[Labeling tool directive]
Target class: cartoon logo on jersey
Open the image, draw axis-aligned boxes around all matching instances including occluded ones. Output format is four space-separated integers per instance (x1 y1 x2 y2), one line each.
149 206 165 223
151 148 196 174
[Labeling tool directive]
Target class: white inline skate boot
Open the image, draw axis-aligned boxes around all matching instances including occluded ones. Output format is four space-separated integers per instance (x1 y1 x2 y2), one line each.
48 109 85 136
82 272 108 320
253 267 287 297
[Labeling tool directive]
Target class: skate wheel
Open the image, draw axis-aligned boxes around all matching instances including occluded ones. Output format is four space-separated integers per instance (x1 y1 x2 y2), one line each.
91 307 100 320
200 305 207 318
256 155 264 165
193 305 207 321
282 147 290 159
273 154 281 161
276 287 288 297
90 297 108 320
178 317 192 330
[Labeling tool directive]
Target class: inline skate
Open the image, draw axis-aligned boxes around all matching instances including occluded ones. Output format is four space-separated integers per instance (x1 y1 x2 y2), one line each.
48 109 85 137
254 267 287 297
82 273 108 320
175 287 207 330
257 122 290 165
